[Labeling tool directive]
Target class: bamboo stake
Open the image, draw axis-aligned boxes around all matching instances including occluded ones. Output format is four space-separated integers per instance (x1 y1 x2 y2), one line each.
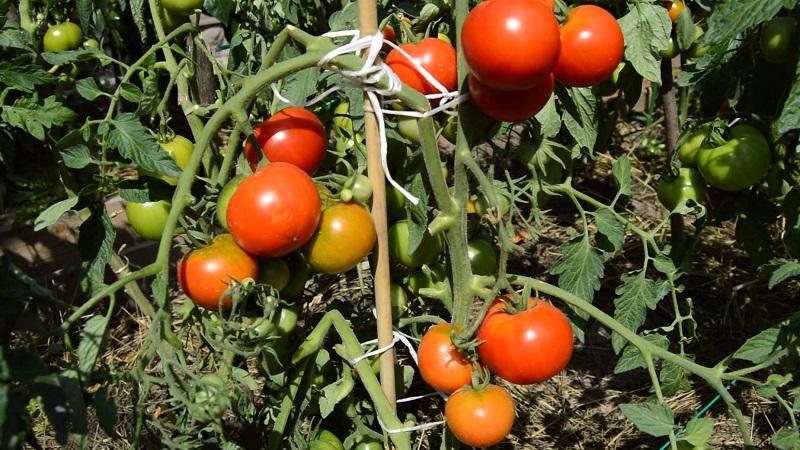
357 0 397 411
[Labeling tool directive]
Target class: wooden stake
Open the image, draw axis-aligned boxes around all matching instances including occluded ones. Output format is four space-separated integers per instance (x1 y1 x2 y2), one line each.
357 0 397 411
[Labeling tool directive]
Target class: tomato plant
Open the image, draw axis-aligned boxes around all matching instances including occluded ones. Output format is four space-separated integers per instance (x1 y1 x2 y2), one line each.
477 297 573 384
43 22 83 52
417 323 472 392
160 0 203 15
388 220 444 267
657 168 707 211
462 0 560 90
245 107 327 174
304 202 376 274
385 38 457 94
696 124 772 192
177 234 259 309
126 200 170 240
468 73 555 123
445 385 515 448
228 162 321 257
554 5 625 87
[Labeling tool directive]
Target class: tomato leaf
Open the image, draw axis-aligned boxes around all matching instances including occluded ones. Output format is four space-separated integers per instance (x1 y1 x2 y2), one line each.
611 272 668 353
612 154 632 198
618 4 671 83
558 86 598 151
61 145 95 169
675 8 695 51
404 173 430 254
613 334 668 374
535 95 560 138
772 427 800 450
1 95 77 141
0 56 52 92
329 1 359 31
680 417 715 448
550 234 604 318
276 43 320 107
619 401 675 437
118 178 174 203
75 78 106 101
78 208 116 290
776 58 800 135
732 320 800 364
77 314 110 379
703 0 785 46
34 196 80 231
129 0 148 43
659 359 692 396
768 259 800 289
593 208 625 259
105 113 181 177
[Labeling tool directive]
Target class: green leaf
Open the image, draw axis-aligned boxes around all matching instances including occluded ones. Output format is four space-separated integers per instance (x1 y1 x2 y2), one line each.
611 272 667 353
61 145 94 169
119 82 143 103
732 321 798 364
129 0 148 42
776 58 800 135
703 0 784 46
78 209 116 289
550 235 604 314
773 427 800 450
118 178 174 203
277 67 320 108
77 0 94 36
0 57 52 91
593 208 625 258
0 27 32 50
1 95 77 141
404 173 430 254
40 48 102 65
675 8 695 51
328 1 359 31
34 196 80 231
559 86 598 150
614 334 668 374
76 78 105 101
769 260 800 289
680 417 715 447
105 113 180 177
659 359 692 396
77 315 110 378
620 401 674 437
93 386 117 438
612 154 632 197
535 95 561 138
618 4 671 83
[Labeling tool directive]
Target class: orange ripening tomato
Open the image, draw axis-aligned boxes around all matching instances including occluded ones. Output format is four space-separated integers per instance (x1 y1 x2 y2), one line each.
445 384 515 448
417 323 472 393
477 297 573 384
468 73 555 122
385 38 457 95
244 107 326 174
304 202 377 274
177 234 258 309
554 5 625 87
227 162 321 257
664 0 685 24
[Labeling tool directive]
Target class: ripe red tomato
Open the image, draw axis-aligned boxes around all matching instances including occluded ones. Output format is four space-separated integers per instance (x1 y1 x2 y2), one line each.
386 38 457 95
663 0 685 24
462 0 560 90
304 202 376 274
228 162 321 257
537 0 555 10
177 234 258 309
468 73 554 122
554 5 624 87
417 323 472 393
477 297 573 384
244 107 326 174
445 384 515 448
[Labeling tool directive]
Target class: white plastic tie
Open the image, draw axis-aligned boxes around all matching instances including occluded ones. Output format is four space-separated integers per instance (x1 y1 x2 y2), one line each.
376 414 446 434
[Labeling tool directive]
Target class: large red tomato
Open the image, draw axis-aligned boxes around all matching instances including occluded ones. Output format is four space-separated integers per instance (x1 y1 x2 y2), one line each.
177 234 258 309
554 5 625 87
227 162 321 257
477 297 573 384
417 323 472 393
468 73 555 122
385 37 457 94
304 202 377 274
445 385 515 448
244 107 326 174
461 0 561 90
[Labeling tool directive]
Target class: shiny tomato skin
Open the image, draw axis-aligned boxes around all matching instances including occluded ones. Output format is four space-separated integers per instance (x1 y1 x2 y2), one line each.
216 175 246 231
227 162 321 257
468 73 554 123
244 107 326 174
462 0 561 90
417 323 472 393
304 202 376 274
445 385 515 448
43 22 83 52
664 0 685 24
477 297 573 384
126 200 171 241
554 5 625 87
161 0 203 15
177 234 258 309
386 38 457 95
158 135 194 185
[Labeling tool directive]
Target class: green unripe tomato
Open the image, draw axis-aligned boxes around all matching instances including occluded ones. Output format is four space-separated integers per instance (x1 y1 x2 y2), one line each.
353 437 383 450
406 262 447 294
126 200 171 240
467 239 499 276
82 38 99 49
257 258 290 291
217 175 246 230
656 167 707 211
388 220 444 267
660 36 679 59
760 16 798 64
314 430 344 450
687 25 709 58
309 441 339 450
677 125 710 167
160 0 203 16
273 306 298 336
332 101 353 136
348 174 373 204
386 186 406 221
397 117 420 143
281 253 310 299
159 8 185 33
43 22 83 52
696 124 771 192
474 192 511 217
390 282 409 317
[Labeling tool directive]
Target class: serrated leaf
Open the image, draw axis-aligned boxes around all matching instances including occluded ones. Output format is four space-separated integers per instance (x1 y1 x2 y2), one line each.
675 8 695 51
550 235 604 313
614 334 668 374
78 209 116 289
1 95 77 140
76 78 105 101
559 86 598 150
535 95 561 138
40 48 101 65
0 27 32 50
119 82 143 103
129 0 147 42
61 145 94 169
277 67 320 108
620 401 674 437
769 260 800 288
776 58 800 135
681 417 714 447
34 196 80 231
105 113 180 177
118 178 174 203
328 1 359 31
0 57 52 91
612 272 667 353
619 4 672 83
660 359 692 396
773 427 800 450
703 0 785 46
612 155 632 197
732 324 794 364
594 208 625 258
77 315 110 378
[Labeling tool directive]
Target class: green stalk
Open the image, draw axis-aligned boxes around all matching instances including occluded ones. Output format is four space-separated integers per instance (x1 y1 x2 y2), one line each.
109 254 156 318
266 358 315 450
18 0 35 39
